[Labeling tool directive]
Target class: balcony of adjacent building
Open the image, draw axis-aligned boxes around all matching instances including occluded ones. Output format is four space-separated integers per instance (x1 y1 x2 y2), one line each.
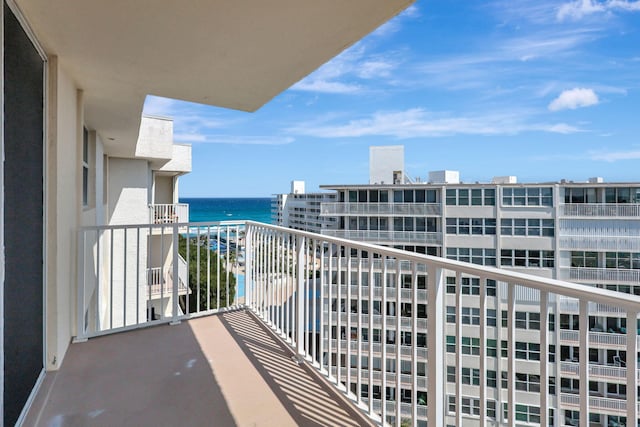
561 203 640 218
22 220 640 427
149 203 190 224
321 202 442 217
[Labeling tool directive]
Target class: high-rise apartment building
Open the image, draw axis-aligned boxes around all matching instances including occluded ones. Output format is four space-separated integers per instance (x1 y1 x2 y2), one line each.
273 147 640 426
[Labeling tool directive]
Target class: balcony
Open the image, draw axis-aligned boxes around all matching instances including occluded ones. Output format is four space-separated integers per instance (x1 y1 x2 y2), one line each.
559 235 640 251
321 202 441 217
323 230 442 245
61 221 640 426
564 267 640 284
149 203 189 224
561 203 640 217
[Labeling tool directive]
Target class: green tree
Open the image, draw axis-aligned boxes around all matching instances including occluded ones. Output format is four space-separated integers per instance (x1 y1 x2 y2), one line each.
179 235 236 312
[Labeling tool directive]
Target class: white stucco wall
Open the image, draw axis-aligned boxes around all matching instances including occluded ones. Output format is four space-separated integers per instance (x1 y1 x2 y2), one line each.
134 115 173 161
158 144 191 174
108 158 150 225
45 58 80 370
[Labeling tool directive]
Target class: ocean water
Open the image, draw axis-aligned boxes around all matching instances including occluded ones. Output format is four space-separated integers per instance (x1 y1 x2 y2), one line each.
180 198 271 298
180 197 272 224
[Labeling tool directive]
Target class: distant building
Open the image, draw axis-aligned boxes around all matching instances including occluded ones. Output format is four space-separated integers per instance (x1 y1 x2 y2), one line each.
272 181 337 233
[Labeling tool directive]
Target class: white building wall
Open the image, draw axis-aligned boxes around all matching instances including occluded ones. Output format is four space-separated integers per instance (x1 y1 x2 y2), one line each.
105 158 149 327
45 57 81 370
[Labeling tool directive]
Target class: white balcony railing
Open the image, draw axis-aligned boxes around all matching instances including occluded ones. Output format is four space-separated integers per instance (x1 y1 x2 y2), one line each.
322 230 442 245
561 203 640 217
559 236 640 251
559 296 626 315
560 392 628 415
77 220 640 427
146 256 190 297
560 361 628 382
559 330 628 349
149 203 189 224
321 202 441 217
565 267 640 284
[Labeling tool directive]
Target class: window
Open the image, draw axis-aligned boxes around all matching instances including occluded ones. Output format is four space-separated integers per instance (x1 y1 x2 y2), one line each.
446 217 496 235
503 187 552 206
487 400 496 419
416 332 426 348
445 188 496 206
560 314 580 330
501 218 554 236
515 312 540 330
487 370 497 388
461 307 480 325
461 397 480 416
486 279 496 296
571 251 598 268
605 187 640 203
446 306 456 323
447 248 496 266
447 366 456 383
447 396 456 413
501 249 554 268
462 337 480 355
461 277 480 295
561 378 579 393
386 358 396 373
446 276 456 293
606 251 640 270
515 342 540 360
487 339 497 357
446 336 456 353
487 309 497 327
515 373 541 392
462 367 480 385
516 404 541 423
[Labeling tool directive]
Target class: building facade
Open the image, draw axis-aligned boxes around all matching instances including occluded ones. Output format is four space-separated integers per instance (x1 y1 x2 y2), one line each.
273 148 640 426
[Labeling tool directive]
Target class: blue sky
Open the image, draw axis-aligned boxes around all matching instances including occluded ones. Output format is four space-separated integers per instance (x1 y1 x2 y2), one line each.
143 0 640 197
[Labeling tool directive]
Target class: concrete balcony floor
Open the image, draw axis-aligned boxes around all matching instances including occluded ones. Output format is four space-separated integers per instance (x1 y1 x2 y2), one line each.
25 310 372 427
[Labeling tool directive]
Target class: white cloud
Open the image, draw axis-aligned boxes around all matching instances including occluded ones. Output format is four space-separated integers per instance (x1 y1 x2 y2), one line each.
291 43 400 94
548 88 599 111
292 80 361 94
557 0 640 21
371 5 420 37
143 96 176 116
287 108 584 138
173 134 294 145
589 149 640 161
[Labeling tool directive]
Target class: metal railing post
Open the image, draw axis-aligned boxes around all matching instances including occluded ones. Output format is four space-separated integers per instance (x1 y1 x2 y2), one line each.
579 299 589 427
74 230 87 342
626 309 638 424
296 235 305 357
245 225 252 308
171 223 180 325
426 266 444 426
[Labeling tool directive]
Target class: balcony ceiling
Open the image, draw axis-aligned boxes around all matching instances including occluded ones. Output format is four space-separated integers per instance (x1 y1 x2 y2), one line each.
16 0 413 151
